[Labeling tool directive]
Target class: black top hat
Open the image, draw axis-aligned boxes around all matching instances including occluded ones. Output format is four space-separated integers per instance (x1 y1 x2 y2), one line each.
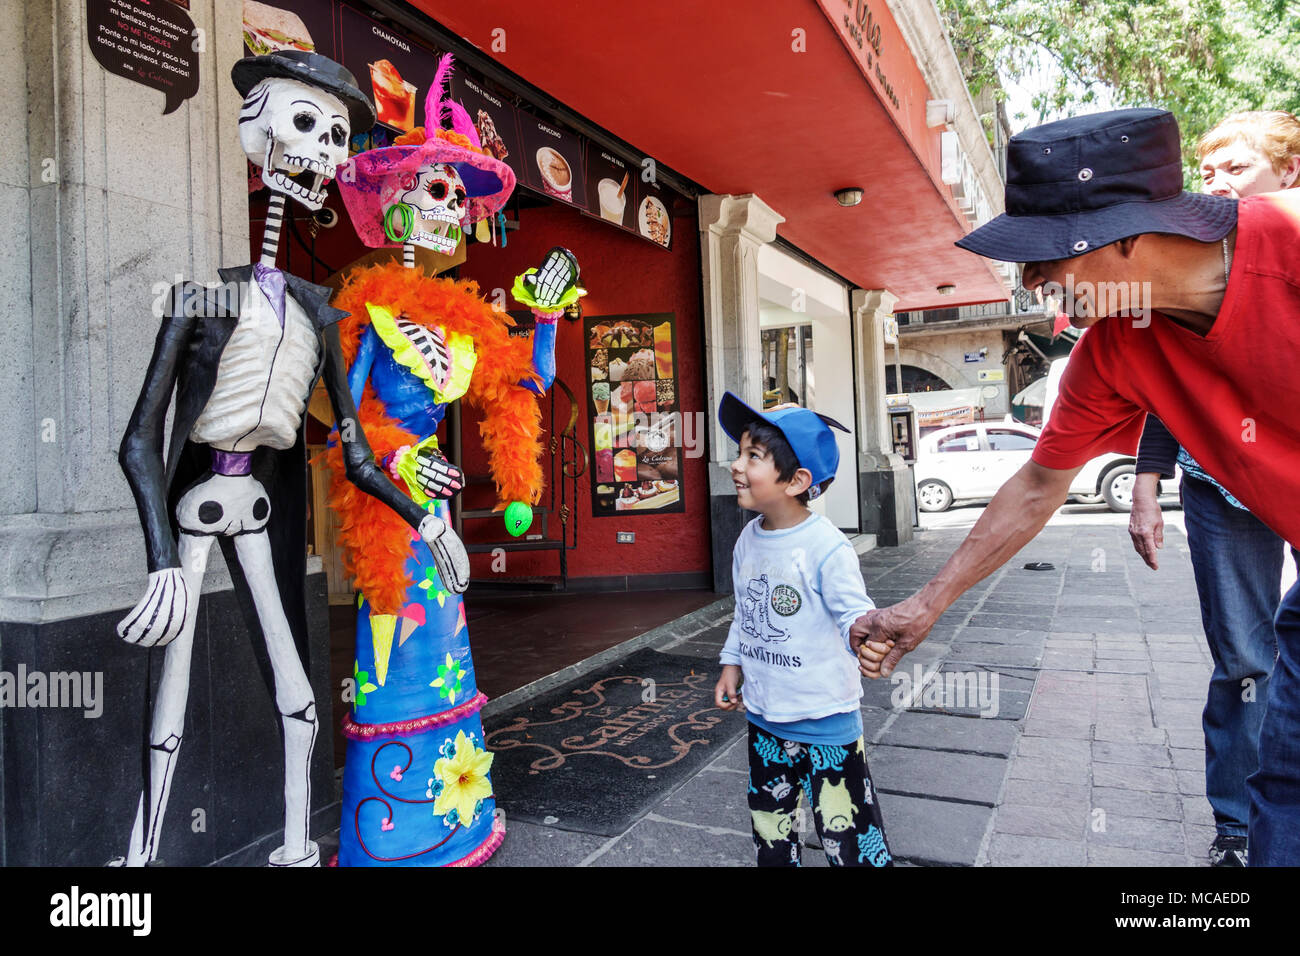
231 51 376 134
956 108 1237 263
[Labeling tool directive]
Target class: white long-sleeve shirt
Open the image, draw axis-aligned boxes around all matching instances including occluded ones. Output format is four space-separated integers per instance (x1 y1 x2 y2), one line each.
719 512 874 723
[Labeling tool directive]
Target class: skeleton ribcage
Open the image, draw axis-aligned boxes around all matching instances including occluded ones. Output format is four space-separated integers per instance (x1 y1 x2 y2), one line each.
396 319 452 392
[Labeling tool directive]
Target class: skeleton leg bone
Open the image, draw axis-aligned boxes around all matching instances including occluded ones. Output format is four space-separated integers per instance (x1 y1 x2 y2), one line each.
233 530 320 867
123 532 213 866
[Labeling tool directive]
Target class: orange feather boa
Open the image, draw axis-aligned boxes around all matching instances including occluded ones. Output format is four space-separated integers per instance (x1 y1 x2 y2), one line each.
323 261 545 614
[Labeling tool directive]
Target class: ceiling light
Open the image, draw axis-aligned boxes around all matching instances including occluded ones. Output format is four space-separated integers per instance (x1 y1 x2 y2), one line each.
936 284 957 295
834 187 864 207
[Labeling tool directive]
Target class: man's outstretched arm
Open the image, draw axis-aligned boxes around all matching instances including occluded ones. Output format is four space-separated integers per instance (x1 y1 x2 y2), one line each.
854 459 1083 678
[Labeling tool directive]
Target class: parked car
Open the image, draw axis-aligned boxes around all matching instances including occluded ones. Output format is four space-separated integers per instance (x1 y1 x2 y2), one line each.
913 420 1178 513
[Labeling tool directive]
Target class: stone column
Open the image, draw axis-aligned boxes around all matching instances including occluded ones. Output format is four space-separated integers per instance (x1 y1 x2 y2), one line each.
852 289 915 546
698 194 784 593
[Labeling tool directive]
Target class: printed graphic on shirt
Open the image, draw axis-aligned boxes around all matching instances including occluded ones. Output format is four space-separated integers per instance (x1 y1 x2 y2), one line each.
770 584 802 617
738 573 790 643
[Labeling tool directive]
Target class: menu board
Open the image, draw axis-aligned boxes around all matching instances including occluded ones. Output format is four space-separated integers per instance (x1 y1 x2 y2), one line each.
450 73 524 182
517 115 588 211
586 314 684 516
336 3 441 135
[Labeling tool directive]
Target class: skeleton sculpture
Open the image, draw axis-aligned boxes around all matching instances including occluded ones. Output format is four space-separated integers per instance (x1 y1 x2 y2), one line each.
114 52 467 867
325 55 584 865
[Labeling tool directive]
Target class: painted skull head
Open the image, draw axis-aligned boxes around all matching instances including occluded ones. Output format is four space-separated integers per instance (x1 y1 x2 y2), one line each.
382 162 467 254
238 77 351 211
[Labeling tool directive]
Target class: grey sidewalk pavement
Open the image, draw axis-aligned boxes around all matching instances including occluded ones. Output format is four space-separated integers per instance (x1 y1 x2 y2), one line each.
477 518 1220 867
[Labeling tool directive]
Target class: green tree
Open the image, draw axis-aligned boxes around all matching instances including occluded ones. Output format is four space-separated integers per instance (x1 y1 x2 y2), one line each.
940 0 1300 164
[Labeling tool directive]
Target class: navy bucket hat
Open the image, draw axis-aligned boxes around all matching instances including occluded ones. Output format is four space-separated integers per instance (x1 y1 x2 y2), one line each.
956 108 1237 263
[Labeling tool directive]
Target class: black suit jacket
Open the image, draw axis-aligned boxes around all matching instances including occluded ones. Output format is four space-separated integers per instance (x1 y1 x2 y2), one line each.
119 264 427 661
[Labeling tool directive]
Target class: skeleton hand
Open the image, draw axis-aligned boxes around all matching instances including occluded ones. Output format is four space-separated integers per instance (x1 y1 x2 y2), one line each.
516 247 583 311
117 568 192 648
418 514 470 594
413 448 464 500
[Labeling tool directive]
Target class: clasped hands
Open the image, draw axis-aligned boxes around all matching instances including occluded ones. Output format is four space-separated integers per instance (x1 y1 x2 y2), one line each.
849 595 934 679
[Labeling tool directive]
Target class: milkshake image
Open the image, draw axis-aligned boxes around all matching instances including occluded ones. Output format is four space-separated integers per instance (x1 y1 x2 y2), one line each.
598 177 627 223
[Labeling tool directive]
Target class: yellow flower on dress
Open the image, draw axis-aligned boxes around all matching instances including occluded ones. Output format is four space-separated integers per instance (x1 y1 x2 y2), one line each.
432 730 493 825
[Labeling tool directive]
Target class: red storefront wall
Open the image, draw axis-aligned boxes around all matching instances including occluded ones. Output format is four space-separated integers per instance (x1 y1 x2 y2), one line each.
455 201 712 584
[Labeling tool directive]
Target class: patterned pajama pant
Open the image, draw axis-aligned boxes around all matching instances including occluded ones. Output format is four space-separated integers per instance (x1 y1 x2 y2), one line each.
747 723 893 867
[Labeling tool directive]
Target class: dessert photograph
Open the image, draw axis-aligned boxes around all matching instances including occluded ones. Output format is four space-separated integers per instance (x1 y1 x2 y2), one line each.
639 195 671 246
475 108 509 160
656 379 675 408
624 348 656 381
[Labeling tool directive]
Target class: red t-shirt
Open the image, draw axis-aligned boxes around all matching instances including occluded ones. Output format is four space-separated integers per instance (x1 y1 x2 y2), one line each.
1033 190 1300 546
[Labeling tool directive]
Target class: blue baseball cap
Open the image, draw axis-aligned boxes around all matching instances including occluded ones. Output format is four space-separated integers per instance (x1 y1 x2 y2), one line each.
718 392 849 499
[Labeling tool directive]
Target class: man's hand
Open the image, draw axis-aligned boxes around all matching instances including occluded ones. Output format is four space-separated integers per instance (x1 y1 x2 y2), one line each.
853 597 933 679
714 664 743 711
1128 472 1165 570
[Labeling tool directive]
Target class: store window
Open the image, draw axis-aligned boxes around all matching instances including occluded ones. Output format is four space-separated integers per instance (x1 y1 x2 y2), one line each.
762 326 813 408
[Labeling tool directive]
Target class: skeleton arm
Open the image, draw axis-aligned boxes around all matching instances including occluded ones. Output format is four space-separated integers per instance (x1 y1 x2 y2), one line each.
510 247 584 396
321 324 469 593
116 286 200 646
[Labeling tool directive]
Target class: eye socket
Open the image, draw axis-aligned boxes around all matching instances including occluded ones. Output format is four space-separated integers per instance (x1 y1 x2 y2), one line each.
427 180 449 200
294 112 316 133
454 187 466 204
331 124 347 146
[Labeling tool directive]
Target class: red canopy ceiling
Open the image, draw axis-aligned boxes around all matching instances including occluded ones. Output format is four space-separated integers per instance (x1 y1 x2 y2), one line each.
418 0 1008 311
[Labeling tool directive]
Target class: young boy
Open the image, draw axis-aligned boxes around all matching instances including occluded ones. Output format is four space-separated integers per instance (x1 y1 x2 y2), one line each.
713 392 893 867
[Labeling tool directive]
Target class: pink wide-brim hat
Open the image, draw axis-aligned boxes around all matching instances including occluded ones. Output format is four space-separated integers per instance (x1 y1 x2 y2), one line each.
337 54 516 248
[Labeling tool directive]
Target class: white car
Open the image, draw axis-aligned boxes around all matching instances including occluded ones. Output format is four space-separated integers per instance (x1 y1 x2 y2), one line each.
913 421 1177 513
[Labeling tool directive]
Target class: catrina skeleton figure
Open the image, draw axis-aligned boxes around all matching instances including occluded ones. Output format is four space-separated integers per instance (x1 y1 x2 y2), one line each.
326 55 584 866
114 52 469 867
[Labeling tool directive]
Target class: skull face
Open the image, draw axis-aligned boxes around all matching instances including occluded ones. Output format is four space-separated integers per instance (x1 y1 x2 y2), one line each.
238 78 351 211
383 163 467 254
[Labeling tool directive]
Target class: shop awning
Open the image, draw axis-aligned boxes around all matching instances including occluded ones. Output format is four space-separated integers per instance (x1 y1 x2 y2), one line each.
418 0 1010 311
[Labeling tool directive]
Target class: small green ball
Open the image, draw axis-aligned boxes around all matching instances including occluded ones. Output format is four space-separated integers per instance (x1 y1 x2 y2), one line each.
504 501 533 537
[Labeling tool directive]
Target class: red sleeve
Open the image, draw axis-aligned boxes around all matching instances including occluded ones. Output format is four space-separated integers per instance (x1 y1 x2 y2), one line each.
1032 326 1145 470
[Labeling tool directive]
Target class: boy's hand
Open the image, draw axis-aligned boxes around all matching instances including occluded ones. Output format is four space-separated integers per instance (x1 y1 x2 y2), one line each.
857 639 896 679
715 665 744 711
854 596 933 678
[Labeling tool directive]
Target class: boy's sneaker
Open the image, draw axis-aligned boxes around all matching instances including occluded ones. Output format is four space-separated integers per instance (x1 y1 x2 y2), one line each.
1208 834 1247 867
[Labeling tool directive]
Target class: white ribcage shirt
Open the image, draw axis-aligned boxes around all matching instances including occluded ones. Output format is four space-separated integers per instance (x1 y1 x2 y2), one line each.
189 281 321 452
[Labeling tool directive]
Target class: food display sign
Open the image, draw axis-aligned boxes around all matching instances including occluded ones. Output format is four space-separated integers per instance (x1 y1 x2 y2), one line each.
240 0 334 58
586 314 684 516
450 73 524 182
337 3 441 135
583 145 635 234
517 116 588 211
633 175 673 249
